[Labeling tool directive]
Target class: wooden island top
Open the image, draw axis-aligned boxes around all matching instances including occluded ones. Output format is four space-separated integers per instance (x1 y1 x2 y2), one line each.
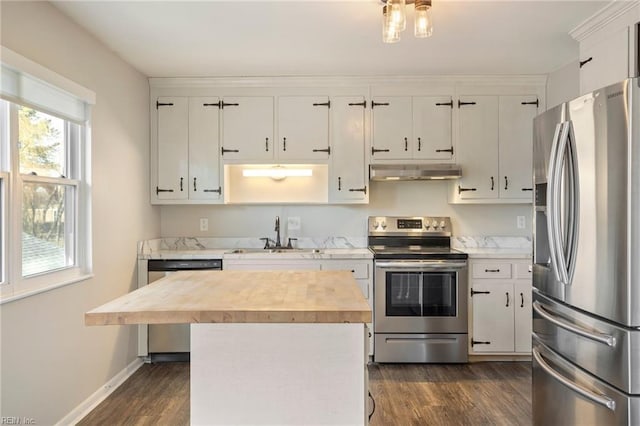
85 270 372 326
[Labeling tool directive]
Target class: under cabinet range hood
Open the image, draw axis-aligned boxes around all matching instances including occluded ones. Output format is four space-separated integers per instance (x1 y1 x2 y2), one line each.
369 163 462 181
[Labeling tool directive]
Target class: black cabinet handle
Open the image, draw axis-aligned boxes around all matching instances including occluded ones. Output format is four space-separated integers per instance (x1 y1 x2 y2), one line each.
579 57 593 68
521 100 540 107
417 137 421 151
404 137 408 151
220 102 239 109
470 289 490 296
522 188 533 191
435 101 453 108
203 102 221 108
283 137 287 152
338 177 342 191
490 176 495 191
485 269 500 273
221 147 239 155
193 177 197 192
371 101 389 108
349 187 367 195
180 177 183 192
471 340 491 347
203 187 221 194
436 147 454 155
458 100 477 108
156 101 174 109
313 101 330 108
348 101 367 108
520 293 525 308
156 186 174 194
504 176 509 190
265 137 269 152
506 292 510 307
458 185 477 194
313 147 331 154
371 147 390 155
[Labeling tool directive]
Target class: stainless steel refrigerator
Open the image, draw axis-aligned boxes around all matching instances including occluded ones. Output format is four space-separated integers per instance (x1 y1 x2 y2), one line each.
532 77 640 425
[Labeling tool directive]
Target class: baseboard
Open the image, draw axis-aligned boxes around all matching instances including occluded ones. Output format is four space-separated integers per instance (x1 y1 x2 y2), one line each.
56 357 144 425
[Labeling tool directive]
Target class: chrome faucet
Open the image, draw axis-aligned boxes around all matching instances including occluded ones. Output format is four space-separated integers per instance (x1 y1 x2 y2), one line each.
274 216 282 248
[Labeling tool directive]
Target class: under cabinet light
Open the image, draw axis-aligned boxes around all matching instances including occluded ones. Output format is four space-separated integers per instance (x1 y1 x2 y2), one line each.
242 167 313 180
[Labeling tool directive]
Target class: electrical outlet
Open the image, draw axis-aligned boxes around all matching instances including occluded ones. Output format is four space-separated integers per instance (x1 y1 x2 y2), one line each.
287 216 301 231
517 216 525 229
199 218 209 232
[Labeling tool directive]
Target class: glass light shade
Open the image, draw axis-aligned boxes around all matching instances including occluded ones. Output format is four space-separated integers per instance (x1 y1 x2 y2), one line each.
382 5 400 43
387 0 406 32
415 4 433 38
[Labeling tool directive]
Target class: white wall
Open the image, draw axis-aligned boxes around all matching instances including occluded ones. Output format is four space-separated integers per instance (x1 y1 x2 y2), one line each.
0 2 159 424
546 60 580 109
161 181 533 240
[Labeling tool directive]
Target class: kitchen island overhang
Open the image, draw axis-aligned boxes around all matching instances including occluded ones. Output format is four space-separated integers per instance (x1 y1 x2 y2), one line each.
85 270 372 425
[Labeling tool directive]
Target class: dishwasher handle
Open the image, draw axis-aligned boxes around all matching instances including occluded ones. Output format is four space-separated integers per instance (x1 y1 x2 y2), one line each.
147 259 223 271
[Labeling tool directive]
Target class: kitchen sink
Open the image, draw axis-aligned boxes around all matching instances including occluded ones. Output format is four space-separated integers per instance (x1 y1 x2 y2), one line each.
225 248 323 254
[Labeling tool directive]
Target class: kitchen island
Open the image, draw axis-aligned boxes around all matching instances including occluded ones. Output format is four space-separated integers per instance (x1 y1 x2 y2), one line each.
86 270 372 425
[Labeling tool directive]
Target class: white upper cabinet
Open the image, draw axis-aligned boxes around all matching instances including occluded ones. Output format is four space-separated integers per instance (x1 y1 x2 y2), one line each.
330 96 368 202
277 96 330 161
412 96 454 160
157 96 189 200
189 98 222 200
571 3 639 95
154 96 222 204
452 94 539 203
498 95 537 199
456 95 500 200
371 95 454 161
371 96 413 160
221 96 274 161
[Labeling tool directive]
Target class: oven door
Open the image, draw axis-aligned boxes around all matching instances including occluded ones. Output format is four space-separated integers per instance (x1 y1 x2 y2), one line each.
374 260 468 334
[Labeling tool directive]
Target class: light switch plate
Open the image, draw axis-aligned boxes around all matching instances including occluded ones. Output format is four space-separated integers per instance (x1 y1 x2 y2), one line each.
200 218 209 232
287 216 301 231
517 216 525 229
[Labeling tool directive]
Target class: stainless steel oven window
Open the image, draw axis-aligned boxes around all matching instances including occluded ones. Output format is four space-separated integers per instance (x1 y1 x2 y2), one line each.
422 272 456 316
383 270 457 317
386 272 421 316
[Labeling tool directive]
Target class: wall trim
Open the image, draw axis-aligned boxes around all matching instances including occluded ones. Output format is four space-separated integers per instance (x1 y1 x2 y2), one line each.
55 357 144 425
569 1 640 42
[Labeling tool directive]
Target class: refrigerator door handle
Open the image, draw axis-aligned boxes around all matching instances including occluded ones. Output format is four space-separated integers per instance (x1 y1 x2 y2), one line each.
547 122 566 284
533 301 616 347
532 347 616 411
550 122 572 285
565 121 580 285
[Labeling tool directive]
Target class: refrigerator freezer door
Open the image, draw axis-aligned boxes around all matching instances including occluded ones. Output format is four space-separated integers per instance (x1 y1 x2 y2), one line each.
533 339 640 426
533 290 640 394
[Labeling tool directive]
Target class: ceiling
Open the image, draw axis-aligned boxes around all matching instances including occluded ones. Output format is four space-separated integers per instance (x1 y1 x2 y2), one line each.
51 1 610 78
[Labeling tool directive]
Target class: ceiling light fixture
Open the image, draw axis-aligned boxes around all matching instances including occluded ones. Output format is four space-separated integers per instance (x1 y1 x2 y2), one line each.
382 0 433 43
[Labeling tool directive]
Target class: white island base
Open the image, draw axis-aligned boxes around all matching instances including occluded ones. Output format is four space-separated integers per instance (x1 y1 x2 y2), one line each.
191 323 369 425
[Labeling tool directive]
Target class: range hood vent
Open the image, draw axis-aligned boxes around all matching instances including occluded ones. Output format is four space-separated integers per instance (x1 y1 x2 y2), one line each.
370 163 462 181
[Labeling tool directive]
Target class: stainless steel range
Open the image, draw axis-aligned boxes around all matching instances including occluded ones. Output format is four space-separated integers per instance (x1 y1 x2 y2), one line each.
369 216 469 363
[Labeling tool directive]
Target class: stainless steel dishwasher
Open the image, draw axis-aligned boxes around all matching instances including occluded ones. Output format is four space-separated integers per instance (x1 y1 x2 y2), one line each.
142 259 223 362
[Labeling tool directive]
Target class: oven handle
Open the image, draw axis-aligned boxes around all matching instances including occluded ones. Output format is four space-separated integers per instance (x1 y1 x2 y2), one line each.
375 261 467 270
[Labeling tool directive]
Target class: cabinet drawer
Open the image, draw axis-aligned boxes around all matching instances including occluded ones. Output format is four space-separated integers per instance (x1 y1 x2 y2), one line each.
472 263 512 279
514 262 532 279
322 261 369 279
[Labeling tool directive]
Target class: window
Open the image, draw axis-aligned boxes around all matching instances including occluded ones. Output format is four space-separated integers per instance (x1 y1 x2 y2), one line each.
1 47 95 302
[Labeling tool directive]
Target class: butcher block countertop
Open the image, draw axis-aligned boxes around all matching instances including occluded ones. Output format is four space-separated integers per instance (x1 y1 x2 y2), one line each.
85 270 371 326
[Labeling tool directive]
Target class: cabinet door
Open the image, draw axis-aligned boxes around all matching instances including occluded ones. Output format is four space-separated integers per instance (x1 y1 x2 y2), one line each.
580 26 629 95
514 280 532 353
221 96 274 161
471 281 514 352
157 96 189 200
330 97 367 202
456 96 499 199
371 96 412 160
499 95 537 199
277 96 329 161
189 98 222 201
413 96 453 160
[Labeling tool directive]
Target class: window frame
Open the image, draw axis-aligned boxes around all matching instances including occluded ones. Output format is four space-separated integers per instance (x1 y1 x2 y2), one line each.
0 93 93 303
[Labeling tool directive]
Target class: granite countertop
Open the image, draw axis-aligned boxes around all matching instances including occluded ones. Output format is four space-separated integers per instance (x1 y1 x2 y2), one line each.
85 270 372 325
453 236 532 259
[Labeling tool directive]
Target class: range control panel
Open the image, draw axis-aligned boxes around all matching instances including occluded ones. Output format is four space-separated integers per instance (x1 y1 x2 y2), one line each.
368 216 452 235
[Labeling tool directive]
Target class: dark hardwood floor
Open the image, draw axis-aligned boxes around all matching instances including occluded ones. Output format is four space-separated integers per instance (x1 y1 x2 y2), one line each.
78 361 531 425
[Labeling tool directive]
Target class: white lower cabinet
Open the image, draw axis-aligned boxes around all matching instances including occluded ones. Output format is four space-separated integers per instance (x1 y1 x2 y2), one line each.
224 257 374 355
469 258 532 355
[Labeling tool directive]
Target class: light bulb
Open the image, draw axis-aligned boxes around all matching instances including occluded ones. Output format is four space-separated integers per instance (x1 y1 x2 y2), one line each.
382 5 400 43
387 0 406 32
414 1 433 38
